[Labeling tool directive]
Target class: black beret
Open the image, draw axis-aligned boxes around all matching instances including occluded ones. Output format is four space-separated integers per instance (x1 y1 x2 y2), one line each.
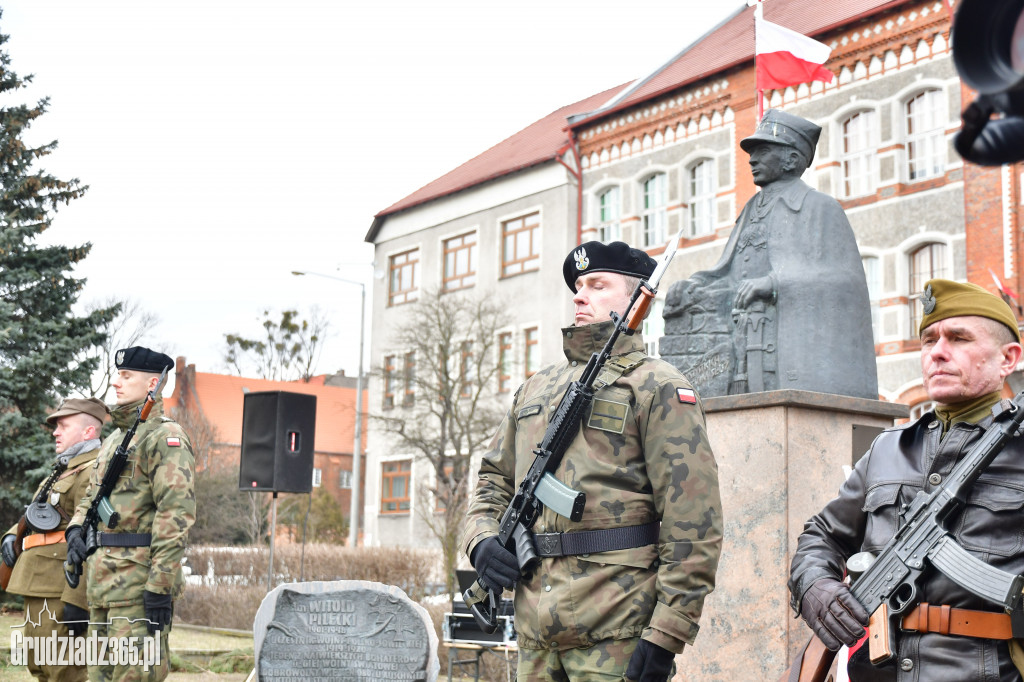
563 241 657 292
115 346 174 374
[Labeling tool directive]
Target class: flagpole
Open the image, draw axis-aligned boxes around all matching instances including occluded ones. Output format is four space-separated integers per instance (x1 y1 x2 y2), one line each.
755 0 764 120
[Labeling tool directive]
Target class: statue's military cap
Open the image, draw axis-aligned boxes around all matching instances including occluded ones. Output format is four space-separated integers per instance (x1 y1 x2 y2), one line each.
46 397 109 426
741 109 822 164
562 241 657 293
115 346 175 373
919 278 1022 342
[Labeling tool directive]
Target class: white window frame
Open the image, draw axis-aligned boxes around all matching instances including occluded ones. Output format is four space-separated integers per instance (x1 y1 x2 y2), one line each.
688 159 715 237
641 173 667 247
841 111 876 198
906 89 946 182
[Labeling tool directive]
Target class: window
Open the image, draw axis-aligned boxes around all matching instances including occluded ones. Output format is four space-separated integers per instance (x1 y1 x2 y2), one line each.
597 187 621 242
388 248 419 306
498 332 513 393
442 232 477 291
909 400 936 421
338 470 352 489
909 243 948 336
688 160 715 237
380 459 412 513
641 174 667 246
862 256 881 343
312 468 322 488
524 327 539 378
383 355 397 409
502 212 540 277
906 90 946 181
459 341 474 397
842 112 876 198
642 299 665 358
403 351 416 407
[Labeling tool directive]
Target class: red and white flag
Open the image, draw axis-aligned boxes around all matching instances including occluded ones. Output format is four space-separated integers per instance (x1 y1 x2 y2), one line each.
755 4 834 91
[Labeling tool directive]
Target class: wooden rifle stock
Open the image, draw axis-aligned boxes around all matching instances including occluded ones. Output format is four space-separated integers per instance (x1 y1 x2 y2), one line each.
779 635 837 682
0 516 28 590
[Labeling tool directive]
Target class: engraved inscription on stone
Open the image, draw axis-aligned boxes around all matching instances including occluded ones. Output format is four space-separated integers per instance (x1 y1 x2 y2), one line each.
258 586 433 682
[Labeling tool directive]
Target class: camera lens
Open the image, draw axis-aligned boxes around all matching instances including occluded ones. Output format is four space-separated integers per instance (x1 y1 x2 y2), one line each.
1013 9 1024 75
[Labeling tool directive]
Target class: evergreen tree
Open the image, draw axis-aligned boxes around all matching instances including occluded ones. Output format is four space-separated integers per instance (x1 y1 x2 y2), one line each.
0 15 116 526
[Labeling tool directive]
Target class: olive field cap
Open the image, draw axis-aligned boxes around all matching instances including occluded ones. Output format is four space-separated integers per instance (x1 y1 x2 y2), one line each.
115 346 174 373
46 397 109 426
740 109 822 164
919 278 1021 343
563 241 657 293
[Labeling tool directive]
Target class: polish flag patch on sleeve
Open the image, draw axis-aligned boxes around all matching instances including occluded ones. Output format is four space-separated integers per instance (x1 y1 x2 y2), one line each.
166 437 181 447
676 387 697 404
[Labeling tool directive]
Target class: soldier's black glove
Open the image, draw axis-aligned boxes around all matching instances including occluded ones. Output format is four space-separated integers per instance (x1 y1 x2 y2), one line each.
469 536 518 593
64 526 87 567
61 602 89 638
1 534 15 567
799 578 869 651
625 639 675 682
143 590 173 634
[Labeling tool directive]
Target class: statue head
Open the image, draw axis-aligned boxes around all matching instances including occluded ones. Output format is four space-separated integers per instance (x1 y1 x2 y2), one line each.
741 109 821 168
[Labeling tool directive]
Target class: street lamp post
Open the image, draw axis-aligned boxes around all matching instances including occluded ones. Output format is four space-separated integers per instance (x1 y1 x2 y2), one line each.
291 270 366 548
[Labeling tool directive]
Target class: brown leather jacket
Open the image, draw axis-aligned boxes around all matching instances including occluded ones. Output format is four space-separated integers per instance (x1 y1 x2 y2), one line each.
790 401 1024 682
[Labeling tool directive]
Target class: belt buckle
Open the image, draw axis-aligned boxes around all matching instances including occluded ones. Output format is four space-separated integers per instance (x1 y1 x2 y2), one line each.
536 533 562 557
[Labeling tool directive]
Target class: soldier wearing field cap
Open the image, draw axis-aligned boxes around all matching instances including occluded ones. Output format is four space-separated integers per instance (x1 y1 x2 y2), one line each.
790 280 1024 681
464 241 722 681
1 397 107 682
66 347 195 682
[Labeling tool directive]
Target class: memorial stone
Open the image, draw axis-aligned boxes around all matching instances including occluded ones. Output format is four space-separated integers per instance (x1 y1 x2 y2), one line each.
254 580 439 682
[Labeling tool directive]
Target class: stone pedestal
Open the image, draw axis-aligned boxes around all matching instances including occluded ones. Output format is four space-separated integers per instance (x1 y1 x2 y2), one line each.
675 390 907 681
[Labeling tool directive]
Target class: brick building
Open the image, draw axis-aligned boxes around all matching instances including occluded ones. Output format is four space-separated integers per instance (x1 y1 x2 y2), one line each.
363 0 1023 548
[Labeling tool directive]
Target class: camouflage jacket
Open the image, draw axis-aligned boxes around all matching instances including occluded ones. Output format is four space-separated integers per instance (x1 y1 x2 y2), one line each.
463 320 723 653
70 397 195 608
4 445 99 609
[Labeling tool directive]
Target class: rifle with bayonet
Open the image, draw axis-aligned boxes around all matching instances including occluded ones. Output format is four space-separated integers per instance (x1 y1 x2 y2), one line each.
782 392 1024 682
0 454 71 590
463 229 683 634
64 368 168 588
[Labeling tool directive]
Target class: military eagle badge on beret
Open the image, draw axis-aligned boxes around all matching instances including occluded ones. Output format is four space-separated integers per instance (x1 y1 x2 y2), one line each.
115 349 125 366
574 247 589 271
922 284 936 314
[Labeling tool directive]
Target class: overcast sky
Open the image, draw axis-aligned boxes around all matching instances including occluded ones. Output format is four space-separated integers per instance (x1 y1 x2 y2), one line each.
4 0 743 387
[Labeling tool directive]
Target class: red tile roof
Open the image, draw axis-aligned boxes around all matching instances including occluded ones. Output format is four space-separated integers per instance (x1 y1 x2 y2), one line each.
166 371 364 455
571 0 914 125
365 84 628 241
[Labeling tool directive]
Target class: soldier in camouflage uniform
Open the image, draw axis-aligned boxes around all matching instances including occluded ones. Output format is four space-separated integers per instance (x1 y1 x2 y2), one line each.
65 347 195 682
463 241 723 682
2 398 108 682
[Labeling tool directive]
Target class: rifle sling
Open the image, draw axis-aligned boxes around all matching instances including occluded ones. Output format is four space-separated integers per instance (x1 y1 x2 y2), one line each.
533 521 659 557
591 350 646 391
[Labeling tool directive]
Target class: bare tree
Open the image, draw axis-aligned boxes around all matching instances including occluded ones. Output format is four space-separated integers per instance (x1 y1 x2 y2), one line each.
223 308 328 382
373 289 509 604
82 296 160 401
168 404 220 472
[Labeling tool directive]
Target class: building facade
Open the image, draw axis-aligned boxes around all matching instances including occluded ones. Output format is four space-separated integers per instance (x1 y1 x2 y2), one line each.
363 0 1024 549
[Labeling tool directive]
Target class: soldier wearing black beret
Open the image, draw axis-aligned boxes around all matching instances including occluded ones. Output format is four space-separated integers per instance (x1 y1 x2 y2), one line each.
790 280 1024 680
465 241 722 681
65 347 194 681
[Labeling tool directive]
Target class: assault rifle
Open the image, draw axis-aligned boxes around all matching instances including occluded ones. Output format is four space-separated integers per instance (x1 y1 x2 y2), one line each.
782 392 1024 682
64 368 168 588
463 230 682 633
0 454 71 590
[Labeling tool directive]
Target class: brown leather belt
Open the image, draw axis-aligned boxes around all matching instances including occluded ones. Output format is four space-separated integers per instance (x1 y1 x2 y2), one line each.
901 602 1013 639
22 531 66 551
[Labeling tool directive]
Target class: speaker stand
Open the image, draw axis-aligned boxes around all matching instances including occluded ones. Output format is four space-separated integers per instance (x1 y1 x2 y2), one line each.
267 492 279 591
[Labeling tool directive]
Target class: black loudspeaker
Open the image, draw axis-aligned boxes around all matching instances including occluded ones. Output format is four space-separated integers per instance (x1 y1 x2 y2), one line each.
238 391 316 493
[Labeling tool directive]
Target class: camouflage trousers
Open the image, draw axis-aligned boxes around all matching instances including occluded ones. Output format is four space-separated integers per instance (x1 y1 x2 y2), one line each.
20 596 88 682
517 637 676 681
87 604 171 682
